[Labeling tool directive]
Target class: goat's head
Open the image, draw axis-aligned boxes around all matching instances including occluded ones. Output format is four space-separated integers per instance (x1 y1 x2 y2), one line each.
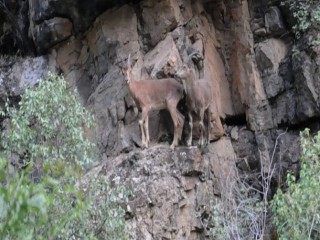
175 64 192 80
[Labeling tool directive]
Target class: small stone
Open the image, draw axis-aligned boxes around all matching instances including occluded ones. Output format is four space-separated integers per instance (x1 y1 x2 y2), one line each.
117 100 126 121
230 126 239 141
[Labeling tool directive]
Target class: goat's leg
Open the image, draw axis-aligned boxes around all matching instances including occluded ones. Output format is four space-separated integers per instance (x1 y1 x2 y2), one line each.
198 108 205 147
145 115 150 148
139 118 146 148
187 112 193 146
139 108 148 148
206 109 211 145
168 103 180 150
177 110 185 141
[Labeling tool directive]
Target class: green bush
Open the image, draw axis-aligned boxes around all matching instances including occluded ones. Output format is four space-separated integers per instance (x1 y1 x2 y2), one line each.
272 129 320 240
0 155 88 240
0 155 48 240
282 0 320 39
74 176 129 240
0 73 129 239
2 72 96 169
281 0 320 59
0 157 129 239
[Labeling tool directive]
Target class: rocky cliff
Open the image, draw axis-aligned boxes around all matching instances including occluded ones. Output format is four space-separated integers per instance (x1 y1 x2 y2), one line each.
1 0 319 239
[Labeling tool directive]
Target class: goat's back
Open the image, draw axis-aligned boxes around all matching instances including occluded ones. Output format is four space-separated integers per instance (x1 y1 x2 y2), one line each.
129 78 184 109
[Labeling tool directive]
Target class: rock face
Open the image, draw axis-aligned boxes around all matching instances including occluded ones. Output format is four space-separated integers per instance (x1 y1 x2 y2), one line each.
31 17 73 53
0 0 319 238
91 141 237 239
0 55 55 104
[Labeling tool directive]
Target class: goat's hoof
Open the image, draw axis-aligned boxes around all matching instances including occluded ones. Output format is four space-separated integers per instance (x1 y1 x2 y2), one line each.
170 144 175 150
141 143 148 149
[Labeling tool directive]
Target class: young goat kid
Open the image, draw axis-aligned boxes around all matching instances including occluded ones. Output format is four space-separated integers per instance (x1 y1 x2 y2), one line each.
125 55 184 150
175 53 213 146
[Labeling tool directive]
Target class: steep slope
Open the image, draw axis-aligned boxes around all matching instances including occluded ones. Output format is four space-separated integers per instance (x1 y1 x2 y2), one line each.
1 0 319 238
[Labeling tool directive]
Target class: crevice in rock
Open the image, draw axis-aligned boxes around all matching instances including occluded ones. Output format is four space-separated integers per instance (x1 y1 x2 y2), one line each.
132 2 152 53
0 0 36 56
282 116 320 133
224 113 247 126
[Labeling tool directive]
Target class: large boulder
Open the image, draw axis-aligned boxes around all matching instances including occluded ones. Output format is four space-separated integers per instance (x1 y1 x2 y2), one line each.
31 17 73 53
28 0 132 53
143 35 182 78
292 51 320 121
86 4 140 78
255 38 288 74
140 0 182 48
255 39 289 99
29 0 124 33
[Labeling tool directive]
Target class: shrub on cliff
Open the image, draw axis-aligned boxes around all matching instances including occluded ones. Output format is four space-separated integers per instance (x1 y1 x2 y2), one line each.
282 0 320 48
272 129 320 239
2 72 96 169
0 73 128 239
282 0 320 35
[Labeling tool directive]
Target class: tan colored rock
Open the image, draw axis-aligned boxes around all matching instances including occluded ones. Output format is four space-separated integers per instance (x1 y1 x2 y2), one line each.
204 40 233 117
83 5 145 155
87 4 140 74
54 38 93 103
144 35 182 78
206 137 237 197
31 17 73 53
55 38 82 74
255 38 288 73
140 0 182 46
227 0 273 131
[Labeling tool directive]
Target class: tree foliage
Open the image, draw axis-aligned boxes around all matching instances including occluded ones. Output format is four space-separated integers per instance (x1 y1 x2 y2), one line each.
2 72 96 169
282 0 320 43
272 129 320 240
0 73 129 239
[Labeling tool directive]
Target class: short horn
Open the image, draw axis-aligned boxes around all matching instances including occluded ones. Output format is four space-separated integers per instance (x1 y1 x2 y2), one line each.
187 51 203 64
187 52 198 64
